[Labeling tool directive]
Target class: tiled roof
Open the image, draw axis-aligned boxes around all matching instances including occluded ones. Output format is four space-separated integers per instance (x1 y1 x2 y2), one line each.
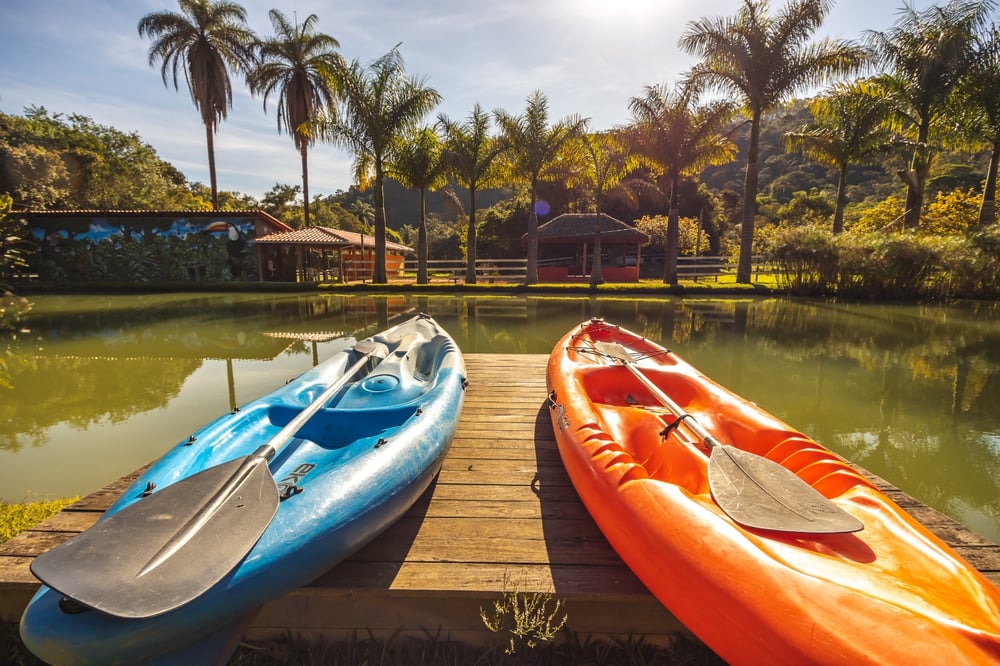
255 226 413 253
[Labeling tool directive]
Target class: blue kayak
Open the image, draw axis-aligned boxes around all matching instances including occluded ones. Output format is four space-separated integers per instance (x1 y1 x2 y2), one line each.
20 313 466 665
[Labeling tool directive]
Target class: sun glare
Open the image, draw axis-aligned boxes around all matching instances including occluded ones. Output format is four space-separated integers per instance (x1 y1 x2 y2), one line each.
571 0 669 20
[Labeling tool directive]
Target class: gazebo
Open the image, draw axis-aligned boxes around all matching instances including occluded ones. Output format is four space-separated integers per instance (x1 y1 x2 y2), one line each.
253 226 413 282
528 213 649 283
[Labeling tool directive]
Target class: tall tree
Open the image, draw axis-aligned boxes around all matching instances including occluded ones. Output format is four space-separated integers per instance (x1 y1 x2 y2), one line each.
248 10 341 227
315 47 441 283
389 126 447 284
438 104 508 284
952 25 1000 226
680 0 863 283
783 80 898 233
563 131 647 285
137 0 256 209
494 91 588 284
864 0 994 229
627 82 736 284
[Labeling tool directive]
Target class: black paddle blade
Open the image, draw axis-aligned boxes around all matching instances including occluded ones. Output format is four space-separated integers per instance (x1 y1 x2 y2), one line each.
708 445 864 534
30 457 279 618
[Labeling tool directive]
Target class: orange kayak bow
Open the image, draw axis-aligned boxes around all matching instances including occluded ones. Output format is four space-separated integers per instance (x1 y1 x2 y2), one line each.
547 319 1000 665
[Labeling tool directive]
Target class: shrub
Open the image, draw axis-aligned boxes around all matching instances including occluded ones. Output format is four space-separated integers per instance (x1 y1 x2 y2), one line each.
936 227 1000 298
835 231 939 299
0 194 29 286
764 224 837 295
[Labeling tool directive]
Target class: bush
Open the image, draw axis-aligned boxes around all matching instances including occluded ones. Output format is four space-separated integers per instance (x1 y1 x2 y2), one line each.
765 224 837 295
935 227 1000 298
762 225 987 300
0 194 29 286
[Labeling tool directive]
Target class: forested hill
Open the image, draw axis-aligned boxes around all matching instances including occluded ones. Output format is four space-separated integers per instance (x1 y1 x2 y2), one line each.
699 99 989 206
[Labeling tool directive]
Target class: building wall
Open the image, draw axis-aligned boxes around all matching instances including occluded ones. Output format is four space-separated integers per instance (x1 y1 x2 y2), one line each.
26 213 276 282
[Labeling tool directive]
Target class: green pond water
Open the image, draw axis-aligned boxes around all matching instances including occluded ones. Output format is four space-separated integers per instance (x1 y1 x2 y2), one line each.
2 293 999 543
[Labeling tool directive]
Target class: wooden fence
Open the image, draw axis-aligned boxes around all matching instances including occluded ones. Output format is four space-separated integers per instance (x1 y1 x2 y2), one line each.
293 256 777 284
399 256 774 284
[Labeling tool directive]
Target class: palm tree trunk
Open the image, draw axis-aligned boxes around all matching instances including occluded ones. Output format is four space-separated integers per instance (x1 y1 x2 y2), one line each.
465 187 478 285
590 207 604 286
418 188 428 284
664 174 680 284
833 163 848 234
205 123 219 210
301 143 311 227
903 123 931 229
902 178 923 230
736 112 761 284
525 185 539 284
373 165 388 284
978 137 1000 227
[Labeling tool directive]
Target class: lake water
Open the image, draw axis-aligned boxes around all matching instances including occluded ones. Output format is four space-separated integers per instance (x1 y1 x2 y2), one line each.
2 293 999 543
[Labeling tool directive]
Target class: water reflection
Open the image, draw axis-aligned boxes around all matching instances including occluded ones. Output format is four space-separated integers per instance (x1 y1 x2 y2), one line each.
2 294 998 543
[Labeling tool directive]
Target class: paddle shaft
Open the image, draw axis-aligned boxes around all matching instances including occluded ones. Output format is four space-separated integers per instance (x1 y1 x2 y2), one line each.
612 351 723 450
258 346 380 460
139 344 382 577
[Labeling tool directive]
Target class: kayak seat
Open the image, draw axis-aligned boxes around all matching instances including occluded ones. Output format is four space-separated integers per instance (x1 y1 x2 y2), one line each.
590 402 706 493
583 366 702 415
266 404 415 449
400 333 452 379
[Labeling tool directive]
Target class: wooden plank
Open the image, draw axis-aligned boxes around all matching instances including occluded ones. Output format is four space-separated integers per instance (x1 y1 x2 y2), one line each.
3 352 999 642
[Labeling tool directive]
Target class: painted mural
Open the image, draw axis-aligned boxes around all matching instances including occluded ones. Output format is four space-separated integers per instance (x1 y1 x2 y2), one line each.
28 215 259 282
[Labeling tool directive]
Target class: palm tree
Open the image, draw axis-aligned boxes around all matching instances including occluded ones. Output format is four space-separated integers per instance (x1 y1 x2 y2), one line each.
315 47 441 283
679 0 863 283
949 25 1000 226
389 126 447 284
783 80 898 234
864 0 993 229
494 91 588 284
248 10 341 227
351 199 375 230
627 82 737 284
563 131 647 285
137 0 256 210
438 104 509 284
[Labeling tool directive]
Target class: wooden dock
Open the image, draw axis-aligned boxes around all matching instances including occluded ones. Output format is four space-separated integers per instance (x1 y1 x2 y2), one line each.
2 353 999 647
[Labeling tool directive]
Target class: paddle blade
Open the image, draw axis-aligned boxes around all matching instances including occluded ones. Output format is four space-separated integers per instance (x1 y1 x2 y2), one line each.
708 445 863 534
31 458 279 618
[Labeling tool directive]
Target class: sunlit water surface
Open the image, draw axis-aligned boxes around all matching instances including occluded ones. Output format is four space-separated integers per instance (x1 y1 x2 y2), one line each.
2 293 998 543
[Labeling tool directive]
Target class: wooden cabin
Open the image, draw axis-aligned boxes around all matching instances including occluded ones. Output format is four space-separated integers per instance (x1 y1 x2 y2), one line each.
529 213 649 283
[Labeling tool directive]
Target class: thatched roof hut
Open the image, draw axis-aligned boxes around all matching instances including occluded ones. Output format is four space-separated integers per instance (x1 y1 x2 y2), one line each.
526 213 648 283
528 213 649 245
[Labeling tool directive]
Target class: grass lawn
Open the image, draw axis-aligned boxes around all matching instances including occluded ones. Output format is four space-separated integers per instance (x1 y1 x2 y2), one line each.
0 498 78 545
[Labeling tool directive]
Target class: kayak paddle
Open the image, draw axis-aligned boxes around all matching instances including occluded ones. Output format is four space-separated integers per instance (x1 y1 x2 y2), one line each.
30 339 389 619
592 341 864 535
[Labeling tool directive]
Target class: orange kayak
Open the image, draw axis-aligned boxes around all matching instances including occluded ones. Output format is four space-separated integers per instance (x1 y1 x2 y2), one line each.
547 319 1000 665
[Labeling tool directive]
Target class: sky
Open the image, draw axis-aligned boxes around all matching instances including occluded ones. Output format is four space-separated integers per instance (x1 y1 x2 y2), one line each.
1 0 920 201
